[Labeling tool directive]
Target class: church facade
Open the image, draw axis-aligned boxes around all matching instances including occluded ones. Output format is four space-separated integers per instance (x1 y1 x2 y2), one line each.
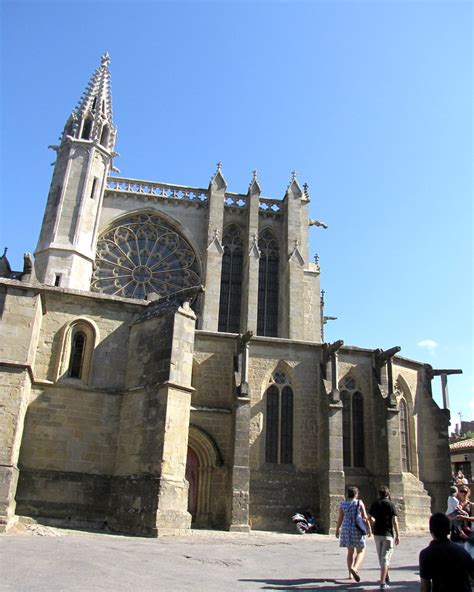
0 55 457 536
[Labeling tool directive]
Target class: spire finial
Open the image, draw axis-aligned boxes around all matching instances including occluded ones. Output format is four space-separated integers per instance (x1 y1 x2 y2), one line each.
2 247 7 257
252 169 258 181
101 52 111 66
216 161 222 172
314 253 319 265
291 169 297 181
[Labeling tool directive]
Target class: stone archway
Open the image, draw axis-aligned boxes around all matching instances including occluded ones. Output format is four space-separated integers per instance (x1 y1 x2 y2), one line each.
186 425 222 527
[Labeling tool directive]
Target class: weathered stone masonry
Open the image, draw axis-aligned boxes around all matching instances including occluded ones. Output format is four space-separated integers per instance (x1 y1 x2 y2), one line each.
0 54 459 535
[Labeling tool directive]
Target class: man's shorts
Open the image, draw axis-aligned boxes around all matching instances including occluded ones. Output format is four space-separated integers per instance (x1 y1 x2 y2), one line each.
374 535 395 566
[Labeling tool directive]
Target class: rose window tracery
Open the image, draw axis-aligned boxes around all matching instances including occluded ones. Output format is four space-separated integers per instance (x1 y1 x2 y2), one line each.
91 213 201 300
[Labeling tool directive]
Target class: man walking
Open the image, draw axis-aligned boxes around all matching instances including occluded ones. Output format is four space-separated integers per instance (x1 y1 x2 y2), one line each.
419 512 473 591
369 486 400 590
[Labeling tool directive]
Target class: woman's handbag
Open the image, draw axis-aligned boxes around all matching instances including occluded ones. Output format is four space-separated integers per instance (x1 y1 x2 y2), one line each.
355 500 368 535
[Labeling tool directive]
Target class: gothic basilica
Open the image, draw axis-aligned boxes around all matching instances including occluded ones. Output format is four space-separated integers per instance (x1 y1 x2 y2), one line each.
0 55 458 536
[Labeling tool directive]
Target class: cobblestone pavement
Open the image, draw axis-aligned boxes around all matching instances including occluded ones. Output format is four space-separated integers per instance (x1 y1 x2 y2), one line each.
0 524 430 591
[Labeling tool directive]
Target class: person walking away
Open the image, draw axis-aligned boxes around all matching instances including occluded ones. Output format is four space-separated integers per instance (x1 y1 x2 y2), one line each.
368 486 400 590
335 486 371 583
419 512 473 591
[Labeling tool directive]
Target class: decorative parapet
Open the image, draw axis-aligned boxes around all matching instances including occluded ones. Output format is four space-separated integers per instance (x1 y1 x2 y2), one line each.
224 192 248 209
105 176 284 215
105 176 208 205
259 197 282 215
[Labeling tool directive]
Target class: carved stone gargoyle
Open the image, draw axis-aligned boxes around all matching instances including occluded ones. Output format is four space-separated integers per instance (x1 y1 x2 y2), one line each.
321 339 344 403
373 346 401 407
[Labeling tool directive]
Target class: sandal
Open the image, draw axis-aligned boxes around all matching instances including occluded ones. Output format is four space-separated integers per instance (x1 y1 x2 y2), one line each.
350 568 361 582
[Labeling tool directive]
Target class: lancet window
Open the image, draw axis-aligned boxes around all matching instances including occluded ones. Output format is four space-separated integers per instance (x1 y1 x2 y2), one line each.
68 331 86 379
399 398 410 472
340 376 365 468
218 224 243 333
91 213 201 300
60 319 98 384
100 124 109 148
81 117 93 140
265 371 293 464
257 228 279 337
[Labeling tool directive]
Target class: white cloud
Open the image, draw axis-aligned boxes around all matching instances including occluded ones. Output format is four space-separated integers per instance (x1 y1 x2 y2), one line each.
417 339 439 355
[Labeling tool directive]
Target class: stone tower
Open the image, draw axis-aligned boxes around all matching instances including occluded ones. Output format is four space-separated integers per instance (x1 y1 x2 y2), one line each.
34 53 116 290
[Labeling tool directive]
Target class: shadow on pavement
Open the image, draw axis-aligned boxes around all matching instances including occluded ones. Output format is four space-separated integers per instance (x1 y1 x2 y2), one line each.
239 578 420 590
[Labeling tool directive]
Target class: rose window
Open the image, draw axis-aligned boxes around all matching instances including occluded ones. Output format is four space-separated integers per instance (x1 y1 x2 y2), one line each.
91 213 201 300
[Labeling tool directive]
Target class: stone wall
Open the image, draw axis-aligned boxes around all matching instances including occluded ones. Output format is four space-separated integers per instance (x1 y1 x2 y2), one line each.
16 384 120 524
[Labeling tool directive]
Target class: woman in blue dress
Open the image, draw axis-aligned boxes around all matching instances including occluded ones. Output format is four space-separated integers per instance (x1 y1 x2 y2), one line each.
335 485 372 582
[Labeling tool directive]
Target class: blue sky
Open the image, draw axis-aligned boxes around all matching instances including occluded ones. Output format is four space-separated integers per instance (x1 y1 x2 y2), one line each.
1 1 472 429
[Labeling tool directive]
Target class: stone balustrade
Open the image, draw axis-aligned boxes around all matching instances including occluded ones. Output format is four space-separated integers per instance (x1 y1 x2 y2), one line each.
105 177 282 215
259 197 282 213
106 177 209 204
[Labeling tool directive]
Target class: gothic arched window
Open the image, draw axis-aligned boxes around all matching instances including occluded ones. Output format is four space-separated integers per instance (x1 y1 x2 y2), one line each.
81 117 93 140
341 390 351 467
399 398 410 472
218 224 243 332
68 331 86 378
58 319 98 385
265 371 293 464
257 228 279 337
100 124 109 148
352 391 365 467
340 377 365 468
91 213 201 300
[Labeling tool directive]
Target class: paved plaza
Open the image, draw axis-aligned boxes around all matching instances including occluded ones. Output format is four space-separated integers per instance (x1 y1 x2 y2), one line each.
0 523 430 591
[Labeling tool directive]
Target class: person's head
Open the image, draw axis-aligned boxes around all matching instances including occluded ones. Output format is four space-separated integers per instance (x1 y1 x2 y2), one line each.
458 486 470 500
450 485 458 496
347 486 359 499
378 486 391 499
429 512 450 540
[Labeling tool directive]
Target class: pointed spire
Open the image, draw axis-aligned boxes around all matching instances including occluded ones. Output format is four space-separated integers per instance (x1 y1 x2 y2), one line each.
209 160 227 191
286 169 303 198
248 169 261 195
62 53 116 150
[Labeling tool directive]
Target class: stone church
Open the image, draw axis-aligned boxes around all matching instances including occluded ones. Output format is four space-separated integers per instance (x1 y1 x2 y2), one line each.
0 55 458 536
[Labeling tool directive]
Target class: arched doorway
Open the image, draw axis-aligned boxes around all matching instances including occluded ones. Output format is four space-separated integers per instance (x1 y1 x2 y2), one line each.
186 447 199 522
185 425 222 527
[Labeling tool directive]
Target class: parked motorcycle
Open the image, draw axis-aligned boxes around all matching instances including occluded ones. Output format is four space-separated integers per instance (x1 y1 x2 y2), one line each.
292 511 317 534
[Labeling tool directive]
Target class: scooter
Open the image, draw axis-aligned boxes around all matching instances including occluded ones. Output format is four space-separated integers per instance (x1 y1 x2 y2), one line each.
292 511 317 534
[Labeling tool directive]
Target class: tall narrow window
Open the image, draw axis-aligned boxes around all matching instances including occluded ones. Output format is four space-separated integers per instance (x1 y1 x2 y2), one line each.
100 124 109 147
81 117 93 140
352 392 365 467
68 331 86 378
265 372 293 464
90 178 98 199
257 229 279 337
265 385 279 463
341 390 351 467
280 386 294 464
340 377 365 468
399 399 410 472
218 225 243 332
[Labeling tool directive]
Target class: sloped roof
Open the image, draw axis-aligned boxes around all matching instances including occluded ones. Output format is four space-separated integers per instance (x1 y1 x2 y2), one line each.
450 438 474 451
